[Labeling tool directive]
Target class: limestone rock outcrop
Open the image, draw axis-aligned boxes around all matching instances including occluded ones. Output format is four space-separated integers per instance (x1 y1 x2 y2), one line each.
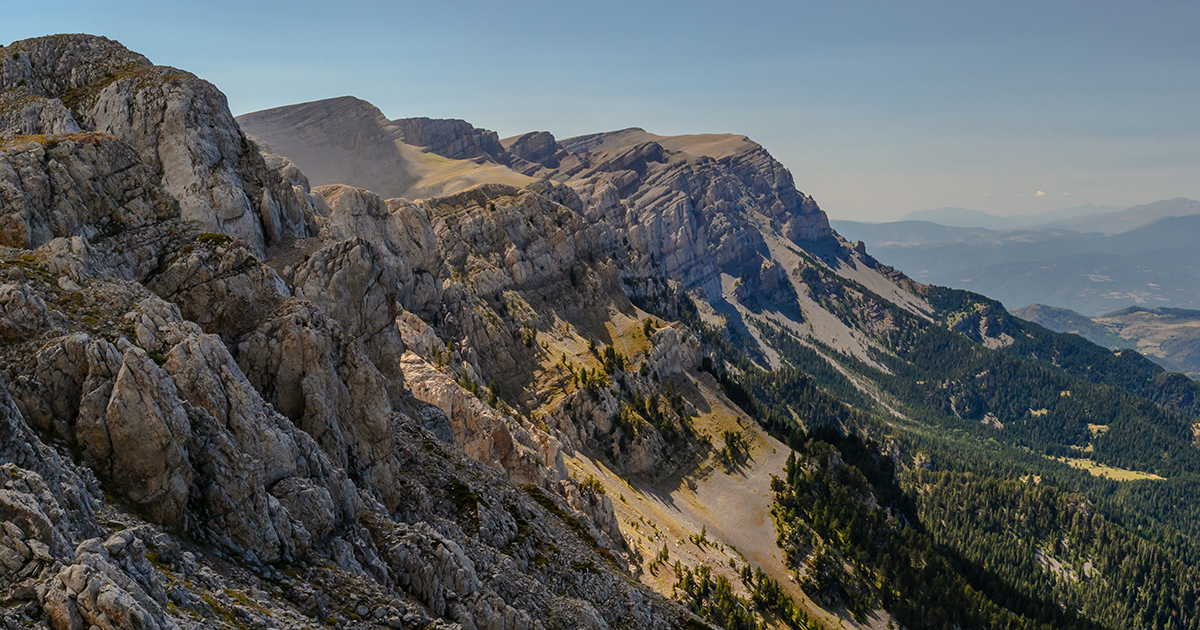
401 351 563 486
0 34 725 630
393 117 507 162
0 35 149 102
503 131 564 171
0 274 362 564
293 238 406 390
556 133 832 294
167 333 364 562
320 184 443 314
0 91 81 140
0 134 177 249
38 531 181 630
233 298 400 494
421 183 624 393
0 282 48 339
0 35 317 255
646 324 702 377
97 347 193 529
145 233 289 340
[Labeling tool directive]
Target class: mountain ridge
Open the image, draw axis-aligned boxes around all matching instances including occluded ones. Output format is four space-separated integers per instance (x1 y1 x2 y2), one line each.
836 209 1200 315
240 96 835 299
1041 197 1200 235
898 203 1119 230
237 96 537 202
3 33 1200 630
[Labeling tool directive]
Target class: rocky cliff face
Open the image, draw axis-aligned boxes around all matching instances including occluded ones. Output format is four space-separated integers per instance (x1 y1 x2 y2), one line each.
0 133 178 249
391 118 507 163
0 34 320 255
0 35 701 630
501 132 564 171
238 102 835 299
548 130 833 296
393 182 707 485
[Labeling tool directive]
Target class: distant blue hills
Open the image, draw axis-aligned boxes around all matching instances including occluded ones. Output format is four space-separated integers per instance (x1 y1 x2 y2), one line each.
835 198 1200 316
899 203 1120 231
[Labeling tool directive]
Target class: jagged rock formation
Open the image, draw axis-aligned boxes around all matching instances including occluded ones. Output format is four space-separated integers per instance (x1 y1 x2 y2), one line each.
0 133 177 249
0 34 702 630
645 324 702 378
418 183 618 387
550 129 832 294
501 132 564 171
391 117 507 163
239 102 834 299
0 34 319 254
400 351 562 486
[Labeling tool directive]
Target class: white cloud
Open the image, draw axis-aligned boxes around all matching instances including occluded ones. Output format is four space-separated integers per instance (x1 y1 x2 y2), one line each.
1036 191 1045 196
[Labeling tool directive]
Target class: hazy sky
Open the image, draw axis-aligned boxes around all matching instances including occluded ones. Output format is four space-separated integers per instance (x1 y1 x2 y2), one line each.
6 1 1199 221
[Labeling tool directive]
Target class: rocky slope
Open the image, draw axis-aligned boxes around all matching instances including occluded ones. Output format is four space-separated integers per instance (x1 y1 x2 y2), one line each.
1 35 321 256
0 35 710 630
237 91 1200 630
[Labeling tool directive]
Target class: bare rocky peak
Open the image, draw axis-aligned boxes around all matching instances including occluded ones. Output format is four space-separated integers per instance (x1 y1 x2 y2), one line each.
238 96 394 153
558 127 757 160
0 34 319 255
546 130 832 294
0 34 150 101
241 98 517 169
239 96 422 200
0 34 144 141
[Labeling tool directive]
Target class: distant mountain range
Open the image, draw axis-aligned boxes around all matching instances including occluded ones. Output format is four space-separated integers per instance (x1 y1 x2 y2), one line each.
900 204 1120 231
1039 198 1200 235
1013 304 1200 378
835 199 1200 316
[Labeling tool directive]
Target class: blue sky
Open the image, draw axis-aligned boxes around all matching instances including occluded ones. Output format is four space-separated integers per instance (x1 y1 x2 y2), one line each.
6 1 1199 221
